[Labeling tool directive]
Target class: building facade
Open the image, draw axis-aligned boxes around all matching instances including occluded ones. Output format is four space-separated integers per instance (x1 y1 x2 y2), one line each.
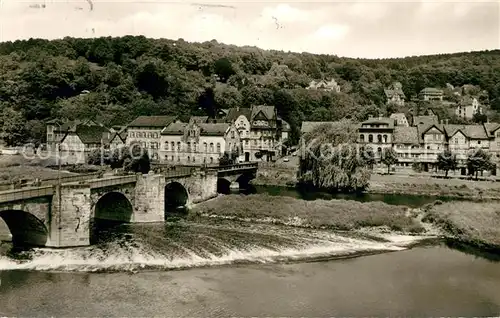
160 121 242 165
384 82 406 106
419 88 444 101
358 117 395 160
455 96 482 119
59 125 111 165
126 116 177 161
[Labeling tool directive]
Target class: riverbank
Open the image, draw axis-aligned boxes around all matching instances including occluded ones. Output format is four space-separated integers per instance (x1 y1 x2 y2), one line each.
421 201 500 254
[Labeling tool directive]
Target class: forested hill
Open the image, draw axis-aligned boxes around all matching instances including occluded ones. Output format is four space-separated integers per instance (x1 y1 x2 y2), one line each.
0 35 500 146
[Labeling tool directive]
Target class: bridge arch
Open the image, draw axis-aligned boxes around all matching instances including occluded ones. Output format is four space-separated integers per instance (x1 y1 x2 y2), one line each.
164 182 189 213
91 191 133 244
217 177 231 194
236 172 255 190
0 210 48 247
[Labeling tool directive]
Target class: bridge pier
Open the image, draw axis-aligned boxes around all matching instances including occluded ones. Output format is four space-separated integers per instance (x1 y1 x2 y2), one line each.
48 184 92 248
133 173 166 222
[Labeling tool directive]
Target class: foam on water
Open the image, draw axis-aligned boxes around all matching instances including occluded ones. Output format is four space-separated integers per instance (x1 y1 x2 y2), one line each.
0 222 424 273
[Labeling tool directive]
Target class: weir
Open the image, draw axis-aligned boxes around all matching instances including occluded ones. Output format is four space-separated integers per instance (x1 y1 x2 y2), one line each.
0 163 257 248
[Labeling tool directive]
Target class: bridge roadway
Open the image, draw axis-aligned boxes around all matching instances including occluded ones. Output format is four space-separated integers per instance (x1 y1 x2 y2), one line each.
0 163 257 204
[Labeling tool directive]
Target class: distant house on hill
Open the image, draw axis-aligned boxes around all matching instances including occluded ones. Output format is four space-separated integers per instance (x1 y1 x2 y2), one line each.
306 79 341 92
456 96 482 120
389 113 409 127
384 82 406 106
419 88 444 102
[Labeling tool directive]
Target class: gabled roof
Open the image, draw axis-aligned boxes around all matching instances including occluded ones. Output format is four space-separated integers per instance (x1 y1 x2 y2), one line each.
128 116 177 128
462 125 488 139
225 107 252 123
384 89 406 99
102 132 125 145
418 123 445 136
251 105 276 121
393 126 418 144
443 125 465 138
161 122 188 135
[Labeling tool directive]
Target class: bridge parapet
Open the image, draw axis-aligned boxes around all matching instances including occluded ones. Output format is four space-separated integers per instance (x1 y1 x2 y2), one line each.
0 186 53 204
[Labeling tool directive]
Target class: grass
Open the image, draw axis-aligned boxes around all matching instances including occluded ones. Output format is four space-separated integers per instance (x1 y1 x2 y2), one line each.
0 154 77 183
422 201 500 249
191 193 425 233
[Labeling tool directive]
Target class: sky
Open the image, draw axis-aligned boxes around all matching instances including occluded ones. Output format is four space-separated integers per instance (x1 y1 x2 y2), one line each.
0 0 498 58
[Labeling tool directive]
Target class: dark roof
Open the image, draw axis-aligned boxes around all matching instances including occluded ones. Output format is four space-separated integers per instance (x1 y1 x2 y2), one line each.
161 123 188 135
251 105 276 121
443 125 464 138
444 124 488 139
393 126 418 144
199 123 230 136
74 125 109 144
225 108 252 122
128 116 177 128
384 89 406 99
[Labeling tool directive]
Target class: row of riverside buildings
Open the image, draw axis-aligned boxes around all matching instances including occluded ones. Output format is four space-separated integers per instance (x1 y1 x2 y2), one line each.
46 105 291 165
301 112 500 175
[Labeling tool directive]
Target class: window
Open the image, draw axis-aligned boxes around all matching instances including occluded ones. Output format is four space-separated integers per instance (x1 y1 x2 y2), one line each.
165 155 168 160
171 155 174 161
188 156 190 162
193 142 197 152
171 142 175 151
204 142 208 152
187 142 191 152
210 157 214 163
377 147 382 153
368 134 373 142
377 135 382 143
383 135 388 143
231 131 235 138
245 140 249 147
203 157 206 163
177 142 181 151
164 142 169 150
478 141 481 145
177 156 180 162
360 134 364 142
192 156 195 163
210 143 214 152
216 143 221 153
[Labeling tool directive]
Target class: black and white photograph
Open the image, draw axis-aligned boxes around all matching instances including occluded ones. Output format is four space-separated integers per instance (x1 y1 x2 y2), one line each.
0 0 499 316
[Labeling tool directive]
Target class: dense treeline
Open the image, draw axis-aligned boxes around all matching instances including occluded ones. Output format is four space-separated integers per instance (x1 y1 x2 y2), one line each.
1 35 500 146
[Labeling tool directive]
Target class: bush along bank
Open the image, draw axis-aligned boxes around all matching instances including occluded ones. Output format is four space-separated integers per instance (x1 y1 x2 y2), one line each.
421 200 500 254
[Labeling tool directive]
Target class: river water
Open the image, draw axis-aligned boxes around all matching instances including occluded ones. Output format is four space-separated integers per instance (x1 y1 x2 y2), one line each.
0 186 499 316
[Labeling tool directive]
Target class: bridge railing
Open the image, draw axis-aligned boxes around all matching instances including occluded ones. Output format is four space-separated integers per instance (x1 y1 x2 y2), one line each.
216 162 259 172
0 186 54 204
87 175 138 189
41 172 103 186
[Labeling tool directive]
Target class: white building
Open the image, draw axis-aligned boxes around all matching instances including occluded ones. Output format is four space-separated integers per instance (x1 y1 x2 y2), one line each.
455 96 482 119
126 116 177 161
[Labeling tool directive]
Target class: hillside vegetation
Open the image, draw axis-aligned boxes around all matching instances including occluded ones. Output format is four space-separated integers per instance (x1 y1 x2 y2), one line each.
1 36 500 146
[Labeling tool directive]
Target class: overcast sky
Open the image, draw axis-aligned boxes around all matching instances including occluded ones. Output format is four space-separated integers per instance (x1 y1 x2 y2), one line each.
0 0 498 58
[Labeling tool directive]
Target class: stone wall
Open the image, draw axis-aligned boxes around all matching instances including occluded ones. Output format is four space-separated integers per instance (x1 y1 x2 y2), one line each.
48 184 92 247
177 170 218 204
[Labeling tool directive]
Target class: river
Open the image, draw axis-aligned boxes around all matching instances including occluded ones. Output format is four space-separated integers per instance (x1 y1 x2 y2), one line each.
0 186 499 316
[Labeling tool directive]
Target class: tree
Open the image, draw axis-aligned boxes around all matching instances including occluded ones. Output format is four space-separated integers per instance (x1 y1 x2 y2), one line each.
467 148 495 180
87 149 106 166
360 146 376 169
381 148 398 174
123 144 151 174
0 108 26 146
472 112 488 124
437 149 458 177
219 150 239 166
300 120 371 193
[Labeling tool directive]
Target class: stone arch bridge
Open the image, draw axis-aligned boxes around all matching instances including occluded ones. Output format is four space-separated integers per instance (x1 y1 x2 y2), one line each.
0 163 257 248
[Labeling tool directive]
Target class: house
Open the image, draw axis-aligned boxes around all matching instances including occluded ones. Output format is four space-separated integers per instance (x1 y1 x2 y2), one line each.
417 124 446 170
160 121 241 165
445 124 490 174
455 96 482 119
58 124 111 165
126 116 177 161
384 82 406 106
46 118 98 150
103 132 126 151
358 116 396 160
224 107 252 162
223 105 283 162
389 113 409 127
277 116 291 154
419 88 444 101
392 126 420 167
307 79 341 92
